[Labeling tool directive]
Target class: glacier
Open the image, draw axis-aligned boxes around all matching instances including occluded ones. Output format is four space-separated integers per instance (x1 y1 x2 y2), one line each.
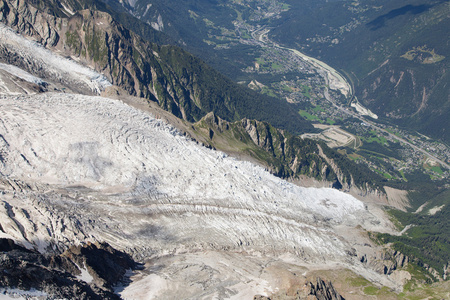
0 24 111 95
0 62 46 86
0 20 398 298
0 92 368 253
0 91 396 298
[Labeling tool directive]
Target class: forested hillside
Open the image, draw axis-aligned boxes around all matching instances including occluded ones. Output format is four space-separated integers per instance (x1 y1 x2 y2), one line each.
189 112 387 191
118 0 449 143
375 188 450 281
0 0 313 134
271 0 449 142
0 0 449 297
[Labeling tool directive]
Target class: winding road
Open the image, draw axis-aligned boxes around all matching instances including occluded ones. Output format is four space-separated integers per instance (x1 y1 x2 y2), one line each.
250 26 449 170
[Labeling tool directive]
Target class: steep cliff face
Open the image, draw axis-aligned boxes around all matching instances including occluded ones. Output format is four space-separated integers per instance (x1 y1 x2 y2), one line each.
241 119 335 181
191 113 387 193
360 249 410 276
0 0 312 134
308 278 346 300
254 277 345 300
0 0 199 116
194 113 337 182
0 238 135 299
358 56 449 143
0 0 60 46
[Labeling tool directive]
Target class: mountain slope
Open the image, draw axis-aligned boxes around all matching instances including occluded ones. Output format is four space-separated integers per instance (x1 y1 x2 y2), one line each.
0 89 399 298
191 112 386 191
0 239 135 299
270 0 450 142
0 0 388 193
112 0 449 143
0 2 447 298
0 0 313 134
0 26 398 297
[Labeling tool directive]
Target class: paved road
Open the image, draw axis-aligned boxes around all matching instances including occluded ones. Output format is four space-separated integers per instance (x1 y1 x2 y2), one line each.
323 90 450 170
249 27 450 170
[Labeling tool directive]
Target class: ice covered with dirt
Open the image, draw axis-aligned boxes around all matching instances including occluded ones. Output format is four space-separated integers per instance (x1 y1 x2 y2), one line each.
0 92 381 255
0 62 46 86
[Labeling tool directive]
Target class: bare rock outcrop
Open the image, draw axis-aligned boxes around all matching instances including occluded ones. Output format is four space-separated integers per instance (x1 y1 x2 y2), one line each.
0 238 136 299
308 278 345 300
360 249 409 275
0 0 60 46
254 277 345 300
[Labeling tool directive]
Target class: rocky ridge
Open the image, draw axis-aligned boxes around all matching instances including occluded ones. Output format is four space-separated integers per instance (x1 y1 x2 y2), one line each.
0 0 311 134
191 112 386 194
254 277 345 300
0 238 135 299
0 1 419 298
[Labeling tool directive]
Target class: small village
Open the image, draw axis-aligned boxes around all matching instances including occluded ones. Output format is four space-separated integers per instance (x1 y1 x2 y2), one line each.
197 0 450 182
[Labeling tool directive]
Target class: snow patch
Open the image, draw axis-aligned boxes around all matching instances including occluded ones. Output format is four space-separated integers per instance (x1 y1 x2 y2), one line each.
0 63 46 85
75 262 94 284
428 204 445 215
0 288 47 300
125 0 139 8
143 4 152 16
60 2 75 15
151 14 164 31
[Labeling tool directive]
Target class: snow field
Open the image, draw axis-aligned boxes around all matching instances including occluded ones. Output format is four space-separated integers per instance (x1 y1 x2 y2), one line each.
0 24 111 94
0 92 373 260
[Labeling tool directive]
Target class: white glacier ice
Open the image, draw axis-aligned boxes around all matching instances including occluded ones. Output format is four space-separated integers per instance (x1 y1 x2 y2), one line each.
0 24 111 94
0 62 46 85
0 92 379 257
0 25 397 298
0 91 396 299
